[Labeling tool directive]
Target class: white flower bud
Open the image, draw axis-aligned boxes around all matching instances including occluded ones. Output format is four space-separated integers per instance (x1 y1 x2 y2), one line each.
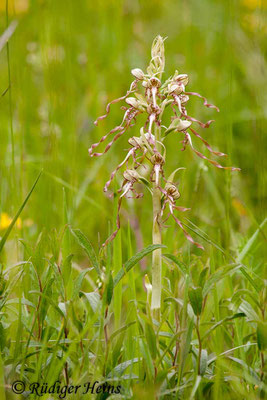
165 119 192 135
168 83 183 95
126 97 145 111
175 74 189 86
123 169 140 182
176 119 192 131
126 97 140 108
131 68 145 80
128 136 143 148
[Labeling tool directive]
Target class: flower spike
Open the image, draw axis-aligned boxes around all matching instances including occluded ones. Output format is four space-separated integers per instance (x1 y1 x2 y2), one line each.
90 36 240 252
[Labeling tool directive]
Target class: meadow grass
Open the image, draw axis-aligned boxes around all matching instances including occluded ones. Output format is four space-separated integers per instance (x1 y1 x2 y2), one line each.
0 0 266 399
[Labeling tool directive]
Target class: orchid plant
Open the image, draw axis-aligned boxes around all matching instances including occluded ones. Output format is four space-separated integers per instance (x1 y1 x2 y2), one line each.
89 36 239 314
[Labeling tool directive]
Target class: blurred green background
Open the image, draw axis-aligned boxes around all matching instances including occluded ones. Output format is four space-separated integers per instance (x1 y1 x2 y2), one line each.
0 0 266 262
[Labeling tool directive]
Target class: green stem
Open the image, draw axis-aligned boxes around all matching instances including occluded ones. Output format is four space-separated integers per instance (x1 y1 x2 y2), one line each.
151 124 162 317
196 315 202 375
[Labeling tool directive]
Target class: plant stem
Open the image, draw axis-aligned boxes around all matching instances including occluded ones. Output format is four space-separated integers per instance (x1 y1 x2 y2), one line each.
196 315 202 375
151 125 162 317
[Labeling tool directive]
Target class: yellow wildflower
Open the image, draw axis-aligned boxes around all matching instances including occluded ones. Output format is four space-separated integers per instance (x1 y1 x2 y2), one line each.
0 212 22 230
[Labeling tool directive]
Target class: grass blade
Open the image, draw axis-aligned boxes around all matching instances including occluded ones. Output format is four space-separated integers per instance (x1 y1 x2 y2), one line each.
237 218 267 263
0 170 42 254
162 253 188 276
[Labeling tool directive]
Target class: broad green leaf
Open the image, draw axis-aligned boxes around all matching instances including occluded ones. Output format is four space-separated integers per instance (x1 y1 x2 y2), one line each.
199 349 208 376
198 267 209 288
113 244 166 287
72 268 92 300
61 254 73 286
257 323 267 351
239 300 260 322
5 298 36 308
144 320 157 360
70 228 100 276
80 291 101 313
107 358 140 378
179 317 193 381
105 273 113 306
188 287 202 316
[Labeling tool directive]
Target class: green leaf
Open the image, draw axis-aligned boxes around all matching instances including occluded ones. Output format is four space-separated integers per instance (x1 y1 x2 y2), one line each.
61 254 73 286
39 279 54 323
139 337 155 380
30 291 65 319
80 291 101 313
179 317 194 381
70 228 100 276
208 343 258 366
109 321 136 342
0 171 42 254
199 349 208 376
231 289 261 309
239 300 260 322
5 298 36 308
239 267 262 293
113 244 166 287
107 358 140 378
72 268 92 300
256 322 267 351
190 375 202 400
203 264 240 297
162 254 188 276
144 321 157 360
237 218 267 263
188 287 203 316
105 273 113 306
198 267 209 288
